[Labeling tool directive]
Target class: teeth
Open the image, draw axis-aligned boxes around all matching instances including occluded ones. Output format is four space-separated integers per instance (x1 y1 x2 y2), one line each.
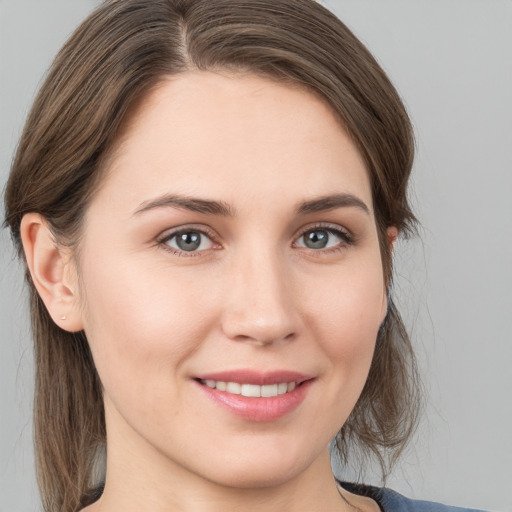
278 382 288 394
241 384 261 397
201 380 299 397
261 384 277 397
226 382 241 394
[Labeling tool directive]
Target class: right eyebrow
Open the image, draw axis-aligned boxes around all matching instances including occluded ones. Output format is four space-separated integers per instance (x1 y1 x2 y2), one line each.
132 193 236 217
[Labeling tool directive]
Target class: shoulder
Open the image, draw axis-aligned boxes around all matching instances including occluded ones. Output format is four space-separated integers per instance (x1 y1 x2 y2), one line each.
339 482 489 512
375 487 489 512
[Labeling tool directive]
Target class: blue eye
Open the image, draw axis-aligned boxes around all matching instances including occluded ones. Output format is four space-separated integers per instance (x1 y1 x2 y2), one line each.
162 230 214 253
296 228 350 250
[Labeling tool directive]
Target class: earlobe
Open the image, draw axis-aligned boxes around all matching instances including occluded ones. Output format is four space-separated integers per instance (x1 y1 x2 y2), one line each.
20 213 84 332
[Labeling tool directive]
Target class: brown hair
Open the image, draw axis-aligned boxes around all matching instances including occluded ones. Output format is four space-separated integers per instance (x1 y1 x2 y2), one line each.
4 1 420 510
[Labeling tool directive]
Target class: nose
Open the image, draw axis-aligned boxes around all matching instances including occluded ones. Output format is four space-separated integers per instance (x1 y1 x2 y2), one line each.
220 249 299 346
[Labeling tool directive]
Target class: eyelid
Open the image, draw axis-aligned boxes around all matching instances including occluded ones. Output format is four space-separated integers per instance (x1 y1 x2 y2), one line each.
293 222 353 242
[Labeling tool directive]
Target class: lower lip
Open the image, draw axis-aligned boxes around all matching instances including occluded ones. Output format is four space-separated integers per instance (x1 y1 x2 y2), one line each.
195 380 313 422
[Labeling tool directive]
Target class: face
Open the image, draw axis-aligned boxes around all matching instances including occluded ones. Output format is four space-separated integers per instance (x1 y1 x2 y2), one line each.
73 71 389 489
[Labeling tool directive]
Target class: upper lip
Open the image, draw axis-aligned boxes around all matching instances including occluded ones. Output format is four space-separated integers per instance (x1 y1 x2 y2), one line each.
194 369 313 386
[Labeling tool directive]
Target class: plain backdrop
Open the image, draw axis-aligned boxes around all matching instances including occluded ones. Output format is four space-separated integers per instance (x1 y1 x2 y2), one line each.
1 1 511 511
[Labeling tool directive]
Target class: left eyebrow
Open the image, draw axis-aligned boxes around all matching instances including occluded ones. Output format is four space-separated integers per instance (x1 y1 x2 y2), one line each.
133 193 236 217
296 193 370 216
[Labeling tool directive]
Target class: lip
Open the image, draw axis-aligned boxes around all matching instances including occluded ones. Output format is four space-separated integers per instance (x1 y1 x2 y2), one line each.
193 369 314 422
195 369 312 386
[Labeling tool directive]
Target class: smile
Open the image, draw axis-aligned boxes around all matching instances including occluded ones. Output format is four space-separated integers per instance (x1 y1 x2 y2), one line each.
194 371 313 422
200 380 297 397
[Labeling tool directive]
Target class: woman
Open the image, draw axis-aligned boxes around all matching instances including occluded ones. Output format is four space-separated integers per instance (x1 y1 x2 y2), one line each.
3 1 489 511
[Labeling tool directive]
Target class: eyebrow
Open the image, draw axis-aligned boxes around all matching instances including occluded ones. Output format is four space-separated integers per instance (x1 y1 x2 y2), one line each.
133 192 369 217
133 194 236 217
296 193 370 216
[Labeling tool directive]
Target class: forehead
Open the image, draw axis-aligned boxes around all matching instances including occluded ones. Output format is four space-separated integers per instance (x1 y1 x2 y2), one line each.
94 70 372 217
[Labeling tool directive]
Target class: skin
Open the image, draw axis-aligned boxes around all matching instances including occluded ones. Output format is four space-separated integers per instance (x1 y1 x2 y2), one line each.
21 70 393 512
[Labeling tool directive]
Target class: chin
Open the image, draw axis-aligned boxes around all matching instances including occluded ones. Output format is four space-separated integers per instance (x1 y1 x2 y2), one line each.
206 465 302 490
192 442 323 490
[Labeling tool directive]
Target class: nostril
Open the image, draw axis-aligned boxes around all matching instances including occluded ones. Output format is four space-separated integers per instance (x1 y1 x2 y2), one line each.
227 334 295 347
220 304 299 345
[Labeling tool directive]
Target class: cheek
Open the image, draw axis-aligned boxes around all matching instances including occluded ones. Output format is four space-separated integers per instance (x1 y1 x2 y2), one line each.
77 253 218 392
301 258 386 386
308 261 385 340
284 258 386 440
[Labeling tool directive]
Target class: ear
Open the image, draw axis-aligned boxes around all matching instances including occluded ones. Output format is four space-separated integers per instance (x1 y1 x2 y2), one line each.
379 226 399 322
20 213 84 332
386 226 398 249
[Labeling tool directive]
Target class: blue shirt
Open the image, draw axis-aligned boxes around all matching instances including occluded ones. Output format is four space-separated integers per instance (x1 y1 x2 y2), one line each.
340 482 488 512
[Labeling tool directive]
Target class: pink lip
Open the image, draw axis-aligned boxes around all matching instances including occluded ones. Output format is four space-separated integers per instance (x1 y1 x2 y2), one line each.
195 369 312 386
193 369 314 422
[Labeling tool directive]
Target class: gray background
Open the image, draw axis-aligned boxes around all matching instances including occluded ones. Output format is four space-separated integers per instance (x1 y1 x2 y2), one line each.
1 1 511 510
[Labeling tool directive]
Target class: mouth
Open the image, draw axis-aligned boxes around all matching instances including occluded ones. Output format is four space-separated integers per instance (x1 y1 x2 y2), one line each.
193 371 314 422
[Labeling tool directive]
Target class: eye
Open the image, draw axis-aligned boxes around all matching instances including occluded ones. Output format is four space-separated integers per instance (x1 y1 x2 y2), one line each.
159 229 215 254
295 227 352 250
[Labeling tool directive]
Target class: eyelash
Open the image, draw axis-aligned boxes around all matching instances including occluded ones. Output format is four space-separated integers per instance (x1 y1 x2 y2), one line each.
156 223 355 258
